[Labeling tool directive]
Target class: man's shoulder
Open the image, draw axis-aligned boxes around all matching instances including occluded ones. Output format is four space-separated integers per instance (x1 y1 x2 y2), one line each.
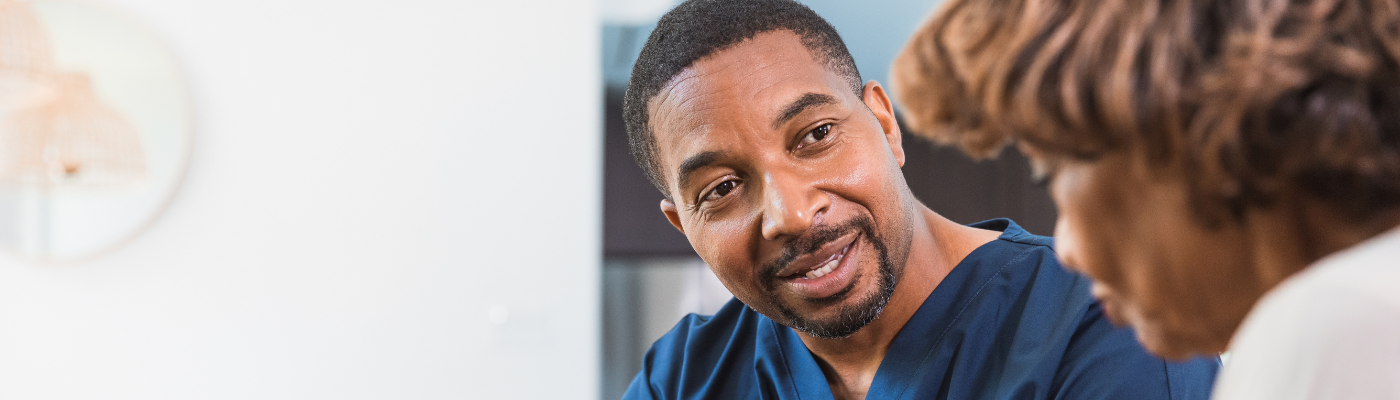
959 220 1220 400
968 218 1057 249
966 221 1086 298
964 219 1069 284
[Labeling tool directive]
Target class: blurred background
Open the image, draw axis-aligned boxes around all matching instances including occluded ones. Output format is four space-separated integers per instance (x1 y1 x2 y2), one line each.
0 0 1054 399
0 0 600 399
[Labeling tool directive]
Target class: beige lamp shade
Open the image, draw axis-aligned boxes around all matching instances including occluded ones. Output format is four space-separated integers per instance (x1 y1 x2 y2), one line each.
0 72 146 189
0 0 190 263
0 0 53 108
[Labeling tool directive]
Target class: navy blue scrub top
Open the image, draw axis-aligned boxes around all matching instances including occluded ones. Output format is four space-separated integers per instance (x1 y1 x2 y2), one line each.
623 219 1219 399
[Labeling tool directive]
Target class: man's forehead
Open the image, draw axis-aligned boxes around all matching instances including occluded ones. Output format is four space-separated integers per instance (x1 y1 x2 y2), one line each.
647 31 851 172
651 31 833 122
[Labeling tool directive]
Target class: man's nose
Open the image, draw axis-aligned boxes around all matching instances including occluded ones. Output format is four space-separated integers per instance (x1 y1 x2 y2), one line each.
759 171 829 241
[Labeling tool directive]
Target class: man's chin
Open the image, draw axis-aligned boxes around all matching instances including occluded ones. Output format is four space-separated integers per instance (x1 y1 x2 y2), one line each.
757 215 901 339
787 316 875 340
772 287 891 339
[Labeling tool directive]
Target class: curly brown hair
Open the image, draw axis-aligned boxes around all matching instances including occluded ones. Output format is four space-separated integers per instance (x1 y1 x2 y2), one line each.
892 0 1400 226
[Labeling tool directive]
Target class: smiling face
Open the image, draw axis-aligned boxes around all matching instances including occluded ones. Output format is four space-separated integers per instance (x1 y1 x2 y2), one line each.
648 30 917 338
1030 148 1269 359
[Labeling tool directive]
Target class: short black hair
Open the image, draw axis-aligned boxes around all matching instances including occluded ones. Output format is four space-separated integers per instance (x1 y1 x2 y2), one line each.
623 0 862 198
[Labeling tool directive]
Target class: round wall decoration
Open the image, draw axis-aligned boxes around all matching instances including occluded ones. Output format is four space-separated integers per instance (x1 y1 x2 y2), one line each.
0 0 191 263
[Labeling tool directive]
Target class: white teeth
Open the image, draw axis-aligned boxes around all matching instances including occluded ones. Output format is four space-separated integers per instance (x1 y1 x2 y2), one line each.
802 251 845 280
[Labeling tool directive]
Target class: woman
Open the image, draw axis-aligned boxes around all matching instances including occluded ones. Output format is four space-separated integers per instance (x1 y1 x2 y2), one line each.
891 0 1400 398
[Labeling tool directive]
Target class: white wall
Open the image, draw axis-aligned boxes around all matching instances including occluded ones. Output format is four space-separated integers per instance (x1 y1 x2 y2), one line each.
0 1 601 399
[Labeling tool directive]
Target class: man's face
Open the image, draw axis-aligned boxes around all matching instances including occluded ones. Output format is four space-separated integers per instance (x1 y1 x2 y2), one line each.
649 31 916 338
1030 148 1266 359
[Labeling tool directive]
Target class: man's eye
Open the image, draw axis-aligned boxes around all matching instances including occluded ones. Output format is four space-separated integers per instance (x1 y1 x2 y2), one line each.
798 124 832 148
704 180 738 202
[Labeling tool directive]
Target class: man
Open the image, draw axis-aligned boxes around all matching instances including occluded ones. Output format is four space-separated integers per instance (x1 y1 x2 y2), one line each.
620 0 1219 399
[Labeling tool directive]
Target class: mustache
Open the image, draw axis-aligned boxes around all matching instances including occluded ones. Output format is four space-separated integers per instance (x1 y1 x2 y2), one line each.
760 215 875 279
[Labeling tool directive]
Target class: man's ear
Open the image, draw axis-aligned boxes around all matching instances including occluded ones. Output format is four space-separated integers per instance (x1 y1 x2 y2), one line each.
862 81 906 167
660 199 685 234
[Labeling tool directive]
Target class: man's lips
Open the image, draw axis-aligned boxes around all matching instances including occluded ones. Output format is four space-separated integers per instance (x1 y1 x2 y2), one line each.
780 235 861 300
774 232 860 279
800 243 852 280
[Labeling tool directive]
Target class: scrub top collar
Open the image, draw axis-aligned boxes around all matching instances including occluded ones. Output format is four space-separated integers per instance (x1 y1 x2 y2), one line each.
757 219 1032 400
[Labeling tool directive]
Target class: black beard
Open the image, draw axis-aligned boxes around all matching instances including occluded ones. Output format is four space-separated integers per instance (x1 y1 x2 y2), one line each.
757 215 900 339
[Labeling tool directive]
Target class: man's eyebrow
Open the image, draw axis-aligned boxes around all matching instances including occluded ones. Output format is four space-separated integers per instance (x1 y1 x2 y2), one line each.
772 93 838 130
676 150 726 194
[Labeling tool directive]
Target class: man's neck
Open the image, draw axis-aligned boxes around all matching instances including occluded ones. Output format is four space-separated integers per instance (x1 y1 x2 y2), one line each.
797 207 1001 400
